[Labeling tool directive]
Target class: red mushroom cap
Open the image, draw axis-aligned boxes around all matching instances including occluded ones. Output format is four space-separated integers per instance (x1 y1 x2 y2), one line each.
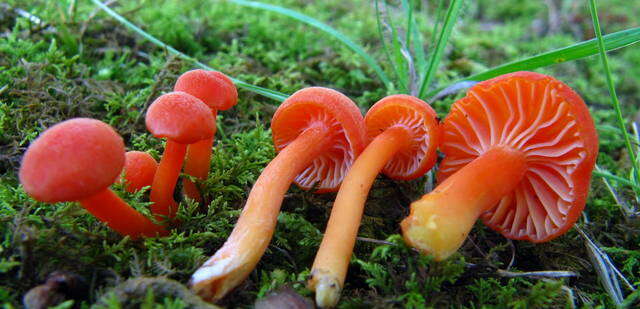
438 71 598 242
174 69 238 111
19 118 125 203
365 94 440 180
121 151 158 193
271 87 367 192
146 91 216 144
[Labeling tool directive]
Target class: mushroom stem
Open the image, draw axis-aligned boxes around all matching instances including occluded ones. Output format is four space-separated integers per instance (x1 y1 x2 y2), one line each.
401 145 527 261
183 135 215 202
150 140 187 220
309 126 411 308
190 124 331 301
79 188 167 238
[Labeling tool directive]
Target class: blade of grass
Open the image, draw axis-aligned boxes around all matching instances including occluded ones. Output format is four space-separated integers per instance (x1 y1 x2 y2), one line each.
90 0 288 102
375 0 402 91
588 0 640 189
426 27 640 98
593 170 640 192
229 0 391 88
403 0 426 95
418 0 464 98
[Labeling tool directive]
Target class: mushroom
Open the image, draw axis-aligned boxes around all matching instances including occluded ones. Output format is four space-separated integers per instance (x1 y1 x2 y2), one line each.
19 118 167 238
401 72 599 261
146 91 216 220
189 87 367 302
308 94 439 307
174 69 238 202
120 151 158 193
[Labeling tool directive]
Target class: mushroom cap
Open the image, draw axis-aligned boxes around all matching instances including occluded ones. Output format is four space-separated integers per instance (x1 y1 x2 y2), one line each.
19 118 126 203
121 151 158 193
146 91 216 144
438 71 598 242
365 94 440 180
271 87 367 192
174 69 238 111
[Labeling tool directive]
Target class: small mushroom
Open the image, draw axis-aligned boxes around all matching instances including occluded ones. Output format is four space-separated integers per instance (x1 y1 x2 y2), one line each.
19 118 166 238
120 151 158 193
189 87 367 302
146 91 216 220
308 95 439 307
401 72 599 261
174 69 238 202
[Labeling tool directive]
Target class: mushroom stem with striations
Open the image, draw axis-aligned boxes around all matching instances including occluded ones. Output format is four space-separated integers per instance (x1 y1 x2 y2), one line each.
189 87 367 302
309 95 439 307
401 72 599 261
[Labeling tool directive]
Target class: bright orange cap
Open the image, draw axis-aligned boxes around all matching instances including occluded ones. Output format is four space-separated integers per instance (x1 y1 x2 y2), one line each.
365 94 440 180
438 71 598 242
146 91 216 144
19 118 125 202
174 69 238 111
271 87 367 192
121 151 158 193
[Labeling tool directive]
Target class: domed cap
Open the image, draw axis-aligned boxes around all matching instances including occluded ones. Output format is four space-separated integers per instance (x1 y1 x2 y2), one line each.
19 118 126 202
174 69 238 111
438 71 598 242
146 91 216 144
121 151 158 193
365 94 439 180
271 87 367 192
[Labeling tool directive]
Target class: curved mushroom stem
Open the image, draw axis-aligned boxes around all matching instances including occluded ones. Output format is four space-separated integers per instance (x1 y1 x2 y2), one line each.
190 124 331 302
309 126 411 308
401 146 527 261
79 188 167 238
183 137 214 202
150 140 187 221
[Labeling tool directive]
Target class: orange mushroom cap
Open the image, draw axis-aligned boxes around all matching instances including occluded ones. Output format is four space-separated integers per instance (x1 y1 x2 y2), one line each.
146 91 216 144
19 118 125 203
365 94 440 180
271 87 367 192
437 71 598 242
174 69 238 111
121 151 158 193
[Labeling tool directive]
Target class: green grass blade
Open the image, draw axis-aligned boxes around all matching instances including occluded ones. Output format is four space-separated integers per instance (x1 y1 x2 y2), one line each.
426 27 640 98
418 0 464 98
593 170 640 192
588 0 640 188
230 0 391 88
90 0 288 102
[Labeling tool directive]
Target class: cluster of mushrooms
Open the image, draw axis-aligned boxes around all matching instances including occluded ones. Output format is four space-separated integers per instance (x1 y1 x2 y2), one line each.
19 70 598 307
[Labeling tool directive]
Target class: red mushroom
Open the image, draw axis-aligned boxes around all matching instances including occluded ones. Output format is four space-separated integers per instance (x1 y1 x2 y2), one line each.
309 95 439 307
146 92 216 220
401 72 599 260
189 87 367 302
174 69 238 202
120 151 158 193
19 118 166 238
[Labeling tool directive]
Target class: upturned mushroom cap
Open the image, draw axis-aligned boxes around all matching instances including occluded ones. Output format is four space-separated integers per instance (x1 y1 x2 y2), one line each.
146 91 216 144
438 71 598 242
174 69 238 111
19 118 125 203
271 87 367 192
365 94 440 180
121 151 158 193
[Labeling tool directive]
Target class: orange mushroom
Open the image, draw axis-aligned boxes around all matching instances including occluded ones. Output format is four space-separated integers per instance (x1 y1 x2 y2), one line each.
120 151 158 193
19 118 166 238
146 92 216 220
401 72 599 261
309 95 439 307
189 87 367 302
174 69 238 202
